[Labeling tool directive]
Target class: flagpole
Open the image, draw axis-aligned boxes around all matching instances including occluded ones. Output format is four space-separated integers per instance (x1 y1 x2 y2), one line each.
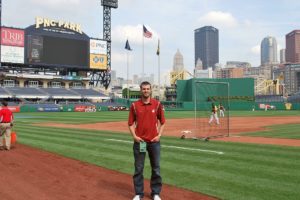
125 39 132 100
142 26 144 80
127 50 129 100
158 46 160 100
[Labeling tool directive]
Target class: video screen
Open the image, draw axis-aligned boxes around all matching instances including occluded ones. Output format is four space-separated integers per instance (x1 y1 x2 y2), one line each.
27 35 88 68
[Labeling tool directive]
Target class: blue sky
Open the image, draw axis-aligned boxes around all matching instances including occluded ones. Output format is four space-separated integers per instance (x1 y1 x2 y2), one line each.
2 0 300 84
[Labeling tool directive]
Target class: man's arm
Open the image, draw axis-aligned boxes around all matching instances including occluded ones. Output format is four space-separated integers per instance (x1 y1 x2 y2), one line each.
151 122 165 142
128 125 143 142
128 103 143 143
151 103 166 142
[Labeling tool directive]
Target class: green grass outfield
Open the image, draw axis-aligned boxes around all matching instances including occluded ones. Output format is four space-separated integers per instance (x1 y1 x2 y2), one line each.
14 111 300 200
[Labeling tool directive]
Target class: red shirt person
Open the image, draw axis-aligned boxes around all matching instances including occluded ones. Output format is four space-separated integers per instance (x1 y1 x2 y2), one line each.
0 100 14 150
128 81 165 200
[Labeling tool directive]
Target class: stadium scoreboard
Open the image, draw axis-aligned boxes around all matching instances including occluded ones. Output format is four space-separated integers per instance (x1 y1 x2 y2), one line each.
1 17 107 70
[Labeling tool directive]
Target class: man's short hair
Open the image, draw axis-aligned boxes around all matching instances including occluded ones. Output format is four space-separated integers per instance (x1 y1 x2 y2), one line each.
1 100 8 107
140 81 151 89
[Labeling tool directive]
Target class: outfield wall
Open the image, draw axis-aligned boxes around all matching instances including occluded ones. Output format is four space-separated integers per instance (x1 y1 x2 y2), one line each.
179 101 298 111
176 78 255 102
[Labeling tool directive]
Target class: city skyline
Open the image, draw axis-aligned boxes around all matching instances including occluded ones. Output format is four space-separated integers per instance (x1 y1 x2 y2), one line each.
2 0 300 82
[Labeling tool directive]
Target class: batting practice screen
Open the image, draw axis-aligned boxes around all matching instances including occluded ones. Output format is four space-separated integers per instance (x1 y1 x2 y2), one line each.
193 81 229 139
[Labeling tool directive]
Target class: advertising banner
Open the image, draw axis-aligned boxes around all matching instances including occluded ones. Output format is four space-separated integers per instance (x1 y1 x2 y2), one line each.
90 39 107 55
0 106 21 113
1 46 24 64
74 105 86 112
90 54 107 70
74 105 96 112
1 28 24 47
37 107 61 112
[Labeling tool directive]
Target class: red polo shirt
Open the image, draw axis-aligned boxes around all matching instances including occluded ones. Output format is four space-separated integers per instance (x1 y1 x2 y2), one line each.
128 98 166 142
0 107 14 123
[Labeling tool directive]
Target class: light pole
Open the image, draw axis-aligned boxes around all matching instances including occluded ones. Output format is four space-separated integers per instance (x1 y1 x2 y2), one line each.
99 0 118 89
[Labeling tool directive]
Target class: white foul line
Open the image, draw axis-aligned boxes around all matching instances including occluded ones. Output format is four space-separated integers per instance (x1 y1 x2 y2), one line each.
105 138 224 155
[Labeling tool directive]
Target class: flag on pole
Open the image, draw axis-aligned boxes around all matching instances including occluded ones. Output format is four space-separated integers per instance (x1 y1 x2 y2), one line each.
143 25 152 38
125 39 132 51
156 39 160 56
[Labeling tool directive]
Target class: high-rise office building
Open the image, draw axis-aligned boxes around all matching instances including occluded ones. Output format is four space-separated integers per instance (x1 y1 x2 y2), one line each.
286 30 300 63
261 36 278 65
194 26 219 70
280 49 286 64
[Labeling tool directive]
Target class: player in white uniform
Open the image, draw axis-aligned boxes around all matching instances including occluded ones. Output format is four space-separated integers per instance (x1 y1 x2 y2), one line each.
219 103 225 117
209 103 220 125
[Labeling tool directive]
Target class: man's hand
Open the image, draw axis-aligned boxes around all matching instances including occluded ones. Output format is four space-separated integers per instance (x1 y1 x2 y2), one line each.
134 135 144 143
151 134 161 142
10 123 13 127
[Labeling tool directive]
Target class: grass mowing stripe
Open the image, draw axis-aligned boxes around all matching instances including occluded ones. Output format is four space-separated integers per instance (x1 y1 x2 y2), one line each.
162 151 300 183
18 126 126 139
19 135 133 165
19 131 132 154
105 138 224 155
18 125 300 168
242 124 300 139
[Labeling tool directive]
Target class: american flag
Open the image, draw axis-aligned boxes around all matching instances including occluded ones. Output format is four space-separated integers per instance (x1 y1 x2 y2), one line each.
143 25 152 38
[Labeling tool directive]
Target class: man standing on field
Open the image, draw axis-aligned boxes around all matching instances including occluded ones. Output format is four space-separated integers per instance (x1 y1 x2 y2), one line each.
128 81 166 200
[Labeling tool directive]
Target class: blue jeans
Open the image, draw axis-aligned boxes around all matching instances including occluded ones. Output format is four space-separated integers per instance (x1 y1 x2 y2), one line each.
133 141 162 198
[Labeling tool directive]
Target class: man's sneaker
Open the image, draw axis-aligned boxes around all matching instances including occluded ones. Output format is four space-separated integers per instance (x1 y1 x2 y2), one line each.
132 195 141 200
153 195 161 200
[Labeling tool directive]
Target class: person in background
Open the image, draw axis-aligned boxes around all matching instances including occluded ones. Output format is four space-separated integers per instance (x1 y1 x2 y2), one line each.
219 103 225 117
128 81 166 200
209 102 220 125
0 100 14 151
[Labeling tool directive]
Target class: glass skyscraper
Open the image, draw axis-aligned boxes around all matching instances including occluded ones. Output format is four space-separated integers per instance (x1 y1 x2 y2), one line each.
194 26 219 70
261 36 278 65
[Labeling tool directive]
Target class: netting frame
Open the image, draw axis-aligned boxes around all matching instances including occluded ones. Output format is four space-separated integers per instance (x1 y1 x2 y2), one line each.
193 81 230 140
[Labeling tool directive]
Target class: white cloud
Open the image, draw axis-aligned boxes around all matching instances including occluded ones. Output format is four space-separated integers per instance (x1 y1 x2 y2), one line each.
251 45 260 55
112 24 160 45
29 0 81 7
198 11 238 28
243 19 253 27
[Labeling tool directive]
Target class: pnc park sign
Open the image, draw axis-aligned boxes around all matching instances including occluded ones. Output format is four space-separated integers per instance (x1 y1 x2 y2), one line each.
35 16 82 34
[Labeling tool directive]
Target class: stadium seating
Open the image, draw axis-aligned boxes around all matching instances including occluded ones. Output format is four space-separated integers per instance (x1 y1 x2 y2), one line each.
288 93 300 103
1 86 110 103
255 95 285 103
4 87 48 98
0 87 12 98
70 88 108 98
41 88 81 99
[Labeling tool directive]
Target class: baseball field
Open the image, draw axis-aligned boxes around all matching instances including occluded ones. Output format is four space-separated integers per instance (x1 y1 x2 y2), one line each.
1 110 300 200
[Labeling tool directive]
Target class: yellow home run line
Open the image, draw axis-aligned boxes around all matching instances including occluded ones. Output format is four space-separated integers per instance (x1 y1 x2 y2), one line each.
105 139 224 155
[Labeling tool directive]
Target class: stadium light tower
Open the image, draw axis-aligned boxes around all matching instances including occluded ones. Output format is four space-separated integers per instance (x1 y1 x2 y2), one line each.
98 0 118 89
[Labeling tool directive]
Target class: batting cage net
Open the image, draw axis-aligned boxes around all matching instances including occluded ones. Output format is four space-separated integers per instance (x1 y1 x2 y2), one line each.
193 81 229 140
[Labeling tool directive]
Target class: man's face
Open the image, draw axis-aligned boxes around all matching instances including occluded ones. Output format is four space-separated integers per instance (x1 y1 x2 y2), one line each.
141 84 151 98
